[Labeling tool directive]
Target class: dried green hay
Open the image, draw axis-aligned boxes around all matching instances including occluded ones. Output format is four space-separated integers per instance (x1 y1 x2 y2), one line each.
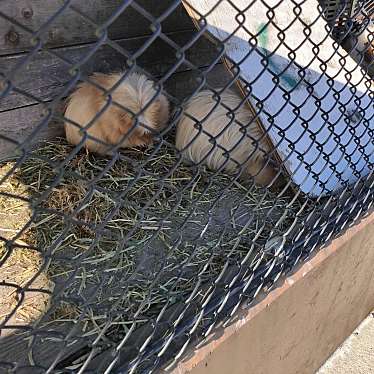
0 138 310 344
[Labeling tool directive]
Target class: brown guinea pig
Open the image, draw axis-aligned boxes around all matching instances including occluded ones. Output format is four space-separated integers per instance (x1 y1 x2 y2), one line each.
341 27 374 76
64 71 169 155
175 89 281 187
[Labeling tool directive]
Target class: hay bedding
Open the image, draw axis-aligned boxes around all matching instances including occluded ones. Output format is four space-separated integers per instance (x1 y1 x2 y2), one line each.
0 138 308 354
0 164 52 337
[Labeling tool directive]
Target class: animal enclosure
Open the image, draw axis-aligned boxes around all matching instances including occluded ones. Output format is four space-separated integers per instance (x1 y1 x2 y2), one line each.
0 0 373 373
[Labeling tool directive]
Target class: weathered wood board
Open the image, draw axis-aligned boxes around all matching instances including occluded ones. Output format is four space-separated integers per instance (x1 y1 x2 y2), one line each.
0 30 218 112
183 0 374 196
0 103 63 160
0 322 89 370
0 0 194 55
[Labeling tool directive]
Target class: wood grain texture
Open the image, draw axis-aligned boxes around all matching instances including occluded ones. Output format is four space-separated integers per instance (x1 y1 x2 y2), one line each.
0 0 193 55
0 103 64 160
0 30 219 112
0 322 88 371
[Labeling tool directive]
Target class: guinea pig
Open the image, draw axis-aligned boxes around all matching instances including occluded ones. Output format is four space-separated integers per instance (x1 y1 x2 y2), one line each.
341 27 374 76
175 89 280 187
64 71 169 155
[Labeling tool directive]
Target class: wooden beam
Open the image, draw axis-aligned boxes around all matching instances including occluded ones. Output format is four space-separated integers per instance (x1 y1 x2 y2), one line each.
0 30 219 112
0 0 193 55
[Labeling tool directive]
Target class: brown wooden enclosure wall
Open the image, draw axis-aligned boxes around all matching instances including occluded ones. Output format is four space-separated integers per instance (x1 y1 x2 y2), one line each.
0 0 227 160
168 212 374 374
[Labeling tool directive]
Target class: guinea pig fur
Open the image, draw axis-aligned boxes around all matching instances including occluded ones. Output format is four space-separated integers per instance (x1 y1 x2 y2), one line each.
64 72 169 155
175 89 279 187
340 28 374 76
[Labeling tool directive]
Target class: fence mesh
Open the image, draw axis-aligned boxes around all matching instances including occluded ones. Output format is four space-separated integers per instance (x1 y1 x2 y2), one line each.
0 0 373 372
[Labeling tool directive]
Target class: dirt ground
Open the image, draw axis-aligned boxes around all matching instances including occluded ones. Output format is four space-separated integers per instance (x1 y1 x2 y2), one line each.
317 312 374 374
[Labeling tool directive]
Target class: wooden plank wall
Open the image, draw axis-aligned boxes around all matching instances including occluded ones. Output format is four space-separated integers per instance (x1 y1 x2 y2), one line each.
0 0 228 159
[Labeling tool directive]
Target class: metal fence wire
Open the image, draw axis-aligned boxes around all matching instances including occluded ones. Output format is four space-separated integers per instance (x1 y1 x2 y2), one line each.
0 0 373 372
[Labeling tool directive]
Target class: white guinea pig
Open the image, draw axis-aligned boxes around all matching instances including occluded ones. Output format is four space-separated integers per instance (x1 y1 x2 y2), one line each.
64 72 169 155
175 89 280 187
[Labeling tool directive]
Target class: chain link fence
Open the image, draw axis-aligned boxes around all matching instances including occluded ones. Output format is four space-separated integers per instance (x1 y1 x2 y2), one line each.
0 0 373 372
